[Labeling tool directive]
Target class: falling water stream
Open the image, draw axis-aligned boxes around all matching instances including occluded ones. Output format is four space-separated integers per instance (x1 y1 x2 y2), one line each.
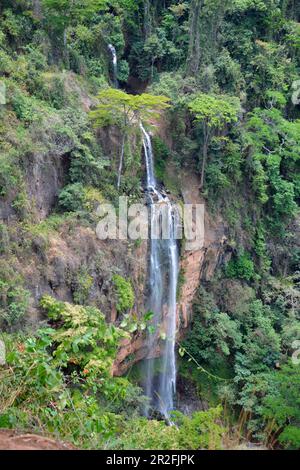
140 124 179 421
108 44 118 87
107 44 179 420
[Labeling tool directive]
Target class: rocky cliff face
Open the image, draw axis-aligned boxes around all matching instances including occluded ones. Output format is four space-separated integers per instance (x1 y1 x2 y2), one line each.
25 151 70 221
179 173 229 334
12 225 148 329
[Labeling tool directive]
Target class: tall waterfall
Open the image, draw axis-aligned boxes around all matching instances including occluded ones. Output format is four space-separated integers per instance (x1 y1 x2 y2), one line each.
140 123 179 420
108 44 118 87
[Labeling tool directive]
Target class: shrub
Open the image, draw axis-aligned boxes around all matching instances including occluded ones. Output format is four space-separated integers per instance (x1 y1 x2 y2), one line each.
0 296 140 447
39 296 128 391
113 418 180 450
117 60 130 83
0 224 9 254
261 364 300 449
72 268 94 305
36 73 66 109
0 280 30 328
58 183 86 212
112 275 135 313
225 251 255 281
0 152 24 199
11 91 39 123
174 406 224 450
0 328 121 447
279 426 300 450
182 287 243 364
112 406 224 450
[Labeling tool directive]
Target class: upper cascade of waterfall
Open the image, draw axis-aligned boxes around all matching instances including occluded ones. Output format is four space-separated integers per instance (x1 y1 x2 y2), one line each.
108 44 118 87
140 123 157 191
108 44 117 65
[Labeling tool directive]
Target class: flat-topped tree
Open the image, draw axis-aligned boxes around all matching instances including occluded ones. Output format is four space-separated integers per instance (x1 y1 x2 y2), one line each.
188 93 240 190
90 88 170 189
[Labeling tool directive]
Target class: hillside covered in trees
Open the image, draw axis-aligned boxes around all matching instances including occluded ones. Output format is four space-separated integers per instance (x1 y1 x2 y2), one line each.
0 0 300 451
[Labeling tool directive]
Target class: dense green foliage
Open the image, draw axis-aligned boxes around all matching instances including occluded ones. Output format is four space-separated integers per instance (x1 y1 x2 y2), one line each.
112 274 135 313
112 406 224 450
0 297 138 447
0 296 224 449
188 93 240 187
90 87 170 187
182 278 300 448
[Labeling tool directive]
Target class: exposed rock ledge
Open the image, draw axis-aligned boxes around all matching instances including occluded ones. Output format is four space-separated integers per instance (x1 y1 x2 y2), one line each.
1 110 229 377
0 429 75 450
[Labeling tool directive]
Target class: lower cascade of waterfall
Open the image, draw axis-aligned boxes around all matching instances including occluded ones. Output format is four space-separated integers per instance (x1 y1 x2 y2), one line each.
108 44 118 87
140 123 179 421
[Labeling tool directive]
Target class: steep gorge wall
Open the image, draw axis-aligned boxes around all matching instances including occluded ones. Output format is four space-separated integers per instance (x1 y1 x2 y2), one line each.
1 104 229 375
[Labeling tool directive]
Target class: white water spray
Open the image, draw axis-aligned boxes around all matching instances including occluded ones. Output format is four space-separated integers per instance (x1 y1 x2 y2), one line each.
108 44 118 87
140 123 179 420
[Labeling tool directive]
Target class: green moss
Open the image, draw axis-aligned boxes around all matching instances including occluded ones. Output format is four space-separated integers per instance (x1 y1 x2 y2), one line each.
176 266 186 301
72 269 94 305
152 135 169 181
27 214 69 235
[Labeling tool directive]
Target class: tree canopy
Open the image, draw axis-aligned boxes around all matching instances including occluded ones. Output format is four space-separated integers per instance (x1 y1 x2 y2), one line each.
90 88 170 188
188 93 240 188
188 93 240 129
90 87 171 129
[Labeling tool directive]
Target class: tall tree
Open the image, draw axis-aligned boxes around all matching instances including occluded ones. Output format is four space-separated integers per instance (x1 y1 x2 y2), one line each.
186 0 202 76
41 0 109 59
186 0 231 77
90 88 170 188
188 93 240 189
